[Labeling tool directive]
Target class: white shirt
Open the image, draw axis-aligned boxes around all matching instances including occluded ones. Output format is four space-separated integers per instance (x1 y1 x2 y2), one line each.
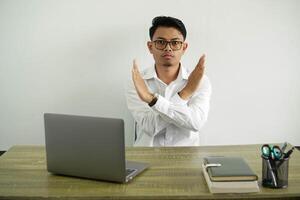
126 65 211 147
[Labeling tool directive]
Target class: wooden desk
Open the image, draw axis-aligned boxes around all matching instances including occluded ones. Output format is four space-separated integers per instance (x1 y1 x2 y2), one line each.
0 144 299 200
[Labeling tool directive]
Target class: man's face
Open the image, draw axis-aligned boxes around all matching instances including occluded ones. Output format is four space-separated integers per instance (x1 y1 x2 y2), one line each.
148 27 188 67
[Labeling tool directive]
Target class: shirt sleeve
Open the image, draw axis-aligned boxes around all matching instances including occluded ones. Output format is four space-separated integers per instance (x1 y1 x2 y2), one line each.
126 78 170 137
152 75 212 132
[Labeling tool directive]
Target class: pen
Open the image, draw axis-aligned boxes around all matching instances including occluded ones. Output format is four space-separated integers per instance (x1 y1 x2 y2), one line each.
262 155 277 187
281 142 288 153
284 147 295 159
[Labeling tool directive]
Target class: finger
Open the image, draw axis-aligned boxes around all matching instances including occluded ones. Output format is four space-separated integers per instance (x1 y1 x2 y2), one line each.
133 59 139 72
132 59 141 81
199 54 205 66
132 60 138 81
132 59 137 76
196 54 206 68
132 69 136 83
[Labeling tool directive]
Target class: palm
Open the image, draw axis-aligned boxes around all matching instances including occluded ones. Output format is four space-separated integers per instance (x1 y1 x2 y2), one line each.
179 54 205 100
132 60 152 103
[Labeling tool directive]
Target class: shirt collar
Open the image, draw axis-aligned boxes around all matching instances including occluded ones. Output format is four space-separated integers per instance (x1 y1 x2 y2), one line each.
142 63 189 80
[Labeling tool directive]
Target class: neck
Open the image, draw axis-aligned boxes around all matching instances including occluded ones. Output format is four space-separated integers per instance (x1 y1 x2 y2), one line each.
155 63 180 85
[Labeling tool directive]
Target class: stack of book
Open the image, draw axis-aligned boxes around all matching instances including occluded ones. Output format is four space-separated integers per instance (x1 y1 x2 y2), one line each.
202 156 260 193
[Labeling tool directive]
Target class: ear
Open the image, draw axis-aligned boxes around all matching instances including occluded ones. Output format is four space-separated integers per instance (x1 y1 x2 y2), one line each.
182 42 188 54
183 42 188 51
147 41 154 54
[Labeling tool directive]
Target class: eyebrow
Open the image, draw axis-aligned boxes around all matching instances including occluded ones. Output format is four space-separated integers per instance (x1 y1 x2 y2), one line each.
155 37 182 41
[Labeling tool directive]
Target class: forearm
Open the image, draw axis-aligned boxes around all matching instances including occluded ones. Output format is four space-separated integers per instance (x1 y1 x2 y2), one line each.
126 80 169 136
152 94 209 131
130 109 169 136
152 76 211 131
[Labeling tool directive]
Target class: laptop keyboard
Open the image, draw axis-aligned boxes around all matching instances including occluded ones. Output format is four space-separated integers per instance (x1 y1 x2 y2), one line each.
126 168 136 176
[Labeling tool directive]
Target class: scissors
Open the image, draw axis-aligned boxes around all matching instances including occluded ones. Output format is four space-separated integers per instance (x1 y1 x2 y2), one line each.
261 144 283 160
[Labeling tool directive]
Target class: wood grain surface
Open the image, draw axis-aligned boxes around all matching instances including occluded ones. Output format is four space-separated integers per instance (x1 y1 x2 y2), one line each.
0 144 299 200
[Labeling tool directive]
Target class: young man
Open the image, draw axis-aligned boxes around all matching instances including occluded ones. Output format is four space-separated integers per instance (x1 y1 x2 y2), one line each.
126 16 211 146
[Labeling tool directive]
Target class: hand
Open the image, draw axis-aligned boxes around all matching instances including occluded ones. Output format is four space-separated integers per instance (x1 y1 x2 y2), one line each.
179 54 206 100
132 59 154 103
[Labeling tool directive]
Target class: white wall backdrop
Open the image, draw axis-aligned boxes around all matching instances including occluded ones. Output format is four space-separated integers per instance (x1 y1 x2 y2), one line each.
0 0 299 150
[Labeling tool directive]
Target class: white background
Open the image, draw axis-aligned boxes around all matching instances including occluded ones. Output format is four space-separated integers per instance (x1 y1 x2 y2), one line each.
1 0 299 150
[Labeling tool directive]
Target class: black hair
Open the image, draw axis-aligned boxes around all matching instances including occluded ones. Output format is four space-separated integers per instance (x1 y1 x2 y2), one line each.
149 16 187 40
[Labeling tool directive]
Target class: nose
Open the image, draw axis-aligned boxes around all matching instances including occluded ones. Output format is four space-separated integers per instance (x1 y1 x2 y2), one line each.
164 42 172 51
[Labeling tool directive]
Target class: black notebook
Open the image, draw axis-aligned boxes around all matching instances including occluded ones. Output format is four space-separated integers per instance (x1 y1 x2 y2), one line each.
203 156 258 182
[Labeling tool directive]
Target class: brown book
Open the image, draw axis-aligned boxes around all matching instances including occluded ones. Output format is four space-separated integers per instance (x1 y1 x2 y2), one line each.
203 156 258 182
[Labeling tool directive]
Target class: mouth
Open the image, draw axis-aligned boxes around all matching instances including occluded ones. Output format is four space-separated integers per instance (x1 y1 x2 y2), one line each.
162 54 174 59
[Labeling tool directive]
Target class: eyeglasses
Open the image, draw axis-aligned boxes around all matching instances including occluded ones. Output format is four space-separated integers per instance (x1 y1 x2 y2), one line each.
153 39 183 51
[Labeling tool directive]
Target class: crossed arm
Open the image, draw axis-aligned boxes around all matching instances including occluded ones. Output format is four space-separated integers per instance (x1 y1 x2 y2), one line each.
132 54 206 103
127 54 211 137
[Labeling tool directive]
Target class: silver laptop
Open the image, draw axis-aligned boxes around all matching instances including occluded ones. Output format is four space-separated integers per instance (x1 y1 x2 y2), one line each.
44 113 149 183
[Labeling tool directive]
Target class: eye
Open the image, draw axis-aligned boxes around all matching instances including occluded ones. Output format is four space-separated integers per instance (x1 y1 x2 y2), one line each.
171 41 181 46
155 40 165 45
